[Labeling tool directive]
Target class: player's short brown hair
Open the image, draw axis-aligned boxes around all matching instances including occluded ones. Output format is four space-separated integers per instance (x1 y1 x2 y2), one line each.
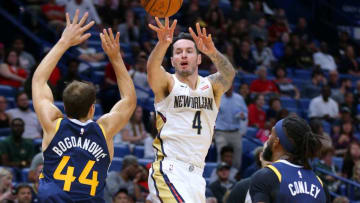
63 81 96 119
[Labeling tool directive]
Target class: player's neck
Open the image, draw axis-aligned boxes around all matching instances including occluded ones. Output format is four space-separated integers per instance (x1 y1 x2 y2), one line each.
175 73 199 90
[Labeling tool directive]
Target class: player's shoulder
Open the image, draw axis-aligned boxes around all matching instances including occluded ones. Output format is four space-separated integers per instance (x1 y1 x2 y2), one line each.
251 167 279 184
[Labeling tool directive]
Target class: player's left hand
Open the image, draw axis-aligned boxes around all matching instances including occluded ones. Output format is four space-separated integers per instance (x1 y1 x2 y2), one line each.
59 9 95 48
189 23 217 56
100 28 121 60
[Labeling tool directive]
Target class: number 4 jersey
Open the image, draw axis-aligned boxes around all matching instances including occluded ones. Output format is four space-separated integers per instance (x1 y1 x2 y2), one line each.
154 75 218 166
38 118 110 203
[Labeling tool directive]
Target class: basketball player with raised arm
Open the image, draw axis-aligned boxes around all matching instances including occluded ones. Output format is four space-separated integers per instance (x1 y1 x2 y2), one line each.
32 10 136 202
146 17 236 203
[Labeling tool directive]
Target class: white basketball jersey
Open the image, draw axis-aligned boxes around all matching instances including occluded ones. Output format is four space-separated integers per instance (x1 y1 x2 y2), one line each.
153 74 218 167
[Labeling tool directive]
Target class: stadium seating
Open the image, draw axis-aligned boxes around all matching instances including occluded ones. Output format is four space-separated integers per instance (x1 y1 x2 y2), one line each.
114 144 131 158
133 146 145 159
0 85 15 98
203 162 217 178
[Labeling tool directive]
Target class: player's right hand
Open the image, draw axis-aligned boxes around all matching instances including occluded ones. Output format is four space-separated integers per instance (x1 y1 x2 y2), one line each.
100 28 121 60
148 17 177 46
59 9 95 48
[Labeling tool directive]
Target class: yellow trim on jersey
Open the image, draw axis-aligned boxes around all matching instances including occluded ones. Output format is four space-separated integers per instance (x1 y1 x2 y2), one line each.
156 114 165 132
39 172 44 179
98 124 107 139
151 161 178 203
316 176 323 187
267 165 282 182
153 136 165 159
54 118 63 133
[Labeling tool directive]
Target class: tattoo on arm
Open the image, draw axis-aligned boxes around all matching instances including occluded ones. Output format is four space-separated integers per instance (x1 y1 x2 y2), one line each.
208 51 236 90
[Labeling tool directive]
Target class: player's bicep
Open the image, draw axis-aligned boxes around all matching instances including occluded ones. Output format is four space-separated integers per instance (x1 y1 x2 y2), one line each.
208 72 231 96
249 168 278 203
32 84 62 134
147 65 172 94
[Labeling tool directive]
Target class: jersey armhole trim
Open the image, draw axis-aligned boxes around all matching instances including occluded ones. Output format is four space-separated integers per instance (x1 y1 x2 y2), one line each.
316 176 323 187
266 165 282 182
54 118 63 134
98 124 107 140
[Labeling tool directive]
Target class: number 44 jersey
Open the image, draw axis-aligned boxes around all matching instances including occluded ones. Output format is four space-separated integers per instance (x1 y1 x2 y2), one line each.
38 118 110 203
154 75 218 166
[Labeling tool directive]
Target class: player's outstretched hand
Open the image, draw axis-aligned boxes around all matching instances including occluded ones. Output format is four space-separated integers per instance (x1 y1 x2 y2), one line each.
100 28 120 60
189 23 217 56
59 9 95 48
148 17 177 46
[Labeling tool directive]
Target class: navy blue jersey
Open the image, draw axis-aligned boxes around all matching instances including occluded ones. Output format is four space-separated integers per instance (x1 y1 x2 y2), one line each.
38 118 110 203
250 160 328 203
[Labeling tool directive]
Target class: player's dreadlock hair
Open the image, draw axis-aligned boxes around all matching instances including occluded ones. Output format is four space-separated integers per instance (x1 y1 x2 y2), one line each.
282 116 323 169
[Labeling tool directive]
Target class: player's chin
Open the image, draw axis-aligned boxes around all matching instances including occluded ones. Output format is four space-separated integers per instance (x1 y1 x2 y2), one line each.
177 69 192 77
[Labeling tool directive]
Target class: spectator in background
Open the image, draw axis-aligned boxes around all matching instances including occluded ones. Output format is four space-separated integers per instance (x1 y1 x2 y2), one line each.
268 11 290 43
302 69 326 98
266 97 282 125
209 162 235 203
0 50 27 88
0 43 5 63
128 52 150 100
12 38 36 71
56 0 102 25
229 0 248 21
273 65 300 99
293 17 312 41
309 119 332 149
105 155 142 203
341 92 357 118
272 32 290 60
331 78 353 105
76 41 105 73
14 183 32 203
249 17 268 42
333 121 355 156
30 164 42 202
246 0 264 24
236 40 256 73
248 94 266 128
0 118 34 168
210 146 239 184
279 45 297 68
239 83 252 105
96 0 119 25
41 0 66 33
118 9 140 46
55 58 82 100
214 85 248 169
252 37 276 69
295 40 314 69
314 147 340 192
328 70 340 90
342 141 360 179
0 96 10 128
332 196 350 203
112 188 134 203
27 152 43 182
6 92 42 139
115 106 149 145
182 0 202 26
250 66 278 94
340 45 360 76
308 85 339 121
0 168 15 202
313 41 337 71
350 161 360 200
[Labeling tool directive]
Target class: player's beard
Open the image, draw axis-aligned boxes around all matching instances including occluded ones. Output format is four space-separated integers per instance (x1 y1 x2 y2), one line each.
176 65 196 77
262 140 273 162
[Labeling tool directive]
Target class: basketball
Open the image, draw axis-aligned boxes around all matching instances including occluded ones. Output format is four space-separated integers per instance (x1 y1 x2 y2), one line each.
141 0 183 18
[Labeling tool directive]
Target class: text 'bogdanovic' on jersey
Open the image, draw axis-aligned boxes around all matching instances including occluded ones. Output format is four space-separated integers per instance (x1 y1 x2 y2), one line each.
153 75 218 166
39 118 110 202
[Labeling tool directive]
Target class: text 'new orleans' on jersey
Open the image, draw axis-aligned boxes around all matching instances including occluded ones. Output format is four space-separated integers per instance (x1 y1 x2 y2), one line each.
39 118 110 202
153 75 219 166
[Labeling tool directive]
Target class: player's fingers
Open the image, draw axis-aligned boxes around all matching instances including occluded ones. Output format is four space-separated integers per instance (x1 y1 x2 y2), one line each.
155 17 164 29
170 19 177 31
202 27 207 37
188 27 199 41
72 9 79 24
115 32 120 46
165 17 169 28
80 33 91 43
78 12 88 26
108 28 115 42
100 33 108 49
207 34 212 42
196 23 202 37
66 13 70 25
80 21 95 33
103 29 111 43
148 24 160 32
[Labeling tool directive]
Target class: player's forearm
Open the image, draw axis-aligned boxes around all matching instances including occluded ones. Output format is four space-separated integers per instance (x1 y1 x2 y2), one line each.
110 54 136 104
33 41 69 85
208 50 236 87
147 42 168 77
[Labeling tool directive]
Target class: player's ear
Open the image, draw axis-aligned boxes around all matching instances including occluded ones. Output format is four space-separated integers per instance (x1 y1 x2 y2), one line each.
170 56 175 67
197 53 201 65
